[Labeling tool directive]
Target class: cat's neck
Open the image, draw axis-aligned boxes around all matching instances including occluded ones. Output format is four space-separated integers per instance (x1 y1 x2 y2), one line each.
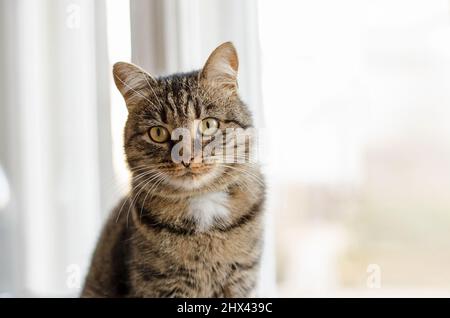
131 181 264 234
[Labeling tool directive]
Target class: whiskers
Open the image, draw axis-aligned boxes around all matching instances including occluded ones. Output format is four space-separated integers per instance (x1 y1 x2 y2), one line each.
115 165 168 226
115 147 262 226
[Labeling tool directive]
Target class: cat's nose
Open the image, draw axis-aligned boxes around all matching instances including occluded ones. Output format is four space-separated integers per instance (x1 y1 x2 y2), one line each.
182 161 191 168
181 154 194 168
181 151 198 168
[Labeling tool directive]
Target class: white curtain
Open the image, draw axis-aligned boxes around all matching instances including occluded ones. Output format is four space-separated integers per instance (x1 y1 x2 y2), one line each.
0 0 115 296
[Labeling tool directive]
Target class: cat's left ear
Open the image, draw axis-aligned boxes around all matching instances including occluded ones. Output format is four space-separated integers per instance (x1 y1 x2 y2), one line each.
200 42 239 91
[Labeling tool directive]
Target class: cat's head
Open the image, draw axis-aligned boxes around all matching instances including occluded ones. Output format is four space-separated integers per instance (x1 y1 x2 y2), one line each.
113 42 256 195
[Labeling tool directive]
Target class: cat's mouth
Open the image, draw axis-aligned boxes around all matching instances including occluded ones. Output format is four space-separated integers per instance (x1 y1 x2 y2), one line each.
164 164 223 190
181 170 200 177
168 162 214 176
177 166 214 177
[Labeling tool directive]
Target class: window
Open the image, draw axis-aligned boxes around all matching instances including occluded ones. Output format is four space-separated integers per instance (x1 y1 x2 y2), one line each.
259 0 450 296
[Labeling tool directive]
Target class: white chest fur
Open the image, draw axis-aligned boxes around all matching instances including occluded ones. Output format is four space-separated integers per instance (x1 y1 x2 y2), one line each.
188 192 230 232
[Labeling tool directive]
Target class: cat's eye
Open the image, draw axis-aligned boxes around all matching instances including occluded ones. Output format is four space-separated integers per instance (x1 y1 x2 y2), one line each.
199 118 220 136
148 126 170 143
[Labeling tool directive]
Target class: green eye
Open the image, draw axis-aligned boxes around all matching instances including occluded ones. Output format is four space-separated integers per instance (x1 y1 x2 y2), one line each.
200 118 220 136
148 126 170 143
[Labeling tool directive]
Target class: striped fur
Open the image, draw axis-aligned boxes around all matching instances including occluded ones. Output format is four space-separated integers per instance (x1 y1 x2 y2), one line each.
82 42 265 298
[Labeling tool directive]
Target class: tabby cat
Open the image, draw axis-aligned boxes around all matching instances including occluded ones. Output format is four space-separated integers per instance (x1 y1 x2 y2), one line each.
82 42 265 297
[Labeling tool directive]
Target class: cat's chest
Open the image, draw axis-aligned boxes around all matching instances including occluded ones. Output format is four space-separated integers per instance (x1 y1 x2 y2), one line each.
186 191 230 232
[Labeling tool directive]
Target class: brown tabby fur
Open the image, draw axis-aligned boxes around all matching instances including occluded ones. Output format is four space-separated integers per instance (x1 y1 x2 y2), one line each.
82 42 265 297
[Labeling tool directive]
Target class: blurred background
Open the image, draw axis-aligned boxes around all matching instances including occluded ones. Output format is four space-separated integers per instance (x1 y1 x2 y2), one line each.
1 0 450 297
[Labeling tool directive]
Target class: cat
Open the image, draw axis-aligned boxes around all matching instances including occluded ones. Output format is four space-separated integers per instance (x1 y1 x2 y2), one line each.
81 42 265 297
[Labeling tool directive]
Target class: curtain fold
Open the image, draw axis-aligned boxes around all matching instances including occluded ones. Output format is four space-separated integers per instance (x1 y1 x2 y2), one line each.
0 0 113 296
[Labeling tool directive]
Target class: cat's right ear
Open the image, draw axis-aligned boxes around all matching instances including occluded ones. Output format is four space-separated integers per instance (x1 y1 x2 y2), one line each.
200 42 239 92
113 62 156 110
